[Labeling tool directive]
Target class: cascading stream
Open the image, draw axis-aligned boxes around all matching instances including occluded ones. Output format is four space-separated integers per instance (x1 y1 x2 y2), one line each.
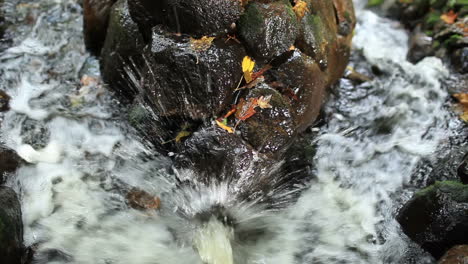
0 0 450 263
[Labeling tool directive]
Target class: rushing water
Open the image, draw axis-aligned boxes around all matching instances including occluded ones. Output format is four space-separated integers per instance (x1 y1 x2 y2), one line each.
0 0 453 263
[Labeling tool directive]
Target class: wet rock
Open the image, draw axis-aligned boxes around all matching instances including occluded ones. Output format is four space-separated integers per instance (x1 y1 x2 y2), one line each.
439 245 468 264
100 0 145 102
296 0 354 84
238 1 298 60
408 28 434 63
0 146 22 184
140 26 245 120
452 47 468 74
83 0 117 55
0 186 23 264
126 188 161 210
0 90 10 112
458 154 468 184
397 181 468 259
271 50 327 132
236 83 296 154
128 0 241 39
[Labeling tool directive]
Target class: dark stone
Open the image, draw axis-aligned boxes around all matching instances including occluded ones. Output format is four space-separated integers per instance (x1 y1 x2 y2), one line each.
83 0 117 55
0 186 23 264
271 50 327 132
236 83 296 154
174 125 311 208
100 0 145 102
140 26 245 120
0 90 10 112
127 0 164 41
407 28 434 64
238 1 299 60
128 0 241 39
452 47 468 74
0 146 22 184
458 154 468 184
397 181 468 259
439 245 468 264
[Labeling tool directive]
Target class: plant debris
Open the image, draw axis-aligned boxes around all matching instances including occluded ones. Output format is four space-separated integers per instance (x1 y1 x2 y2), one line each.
190 36 215 52
242 56 255 83
293 0 309 19
453 93 468 122
126 188 161 210
440 10 458 25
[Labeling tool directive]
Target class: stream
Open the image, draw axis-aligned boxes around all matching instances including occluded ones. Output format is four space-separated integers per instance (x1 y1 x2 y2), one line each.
0 0 455 263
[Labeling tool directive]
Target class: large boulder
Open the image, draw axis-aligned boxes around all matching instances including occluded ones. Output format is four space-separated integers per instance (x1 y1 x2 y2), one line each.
0 187 23 264
397 181 468 259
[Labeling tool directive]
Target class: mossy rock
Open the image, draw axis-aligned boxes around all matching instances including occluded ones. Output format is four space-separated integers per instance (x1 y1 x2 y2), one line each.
397 181 468 259
239 0 299 60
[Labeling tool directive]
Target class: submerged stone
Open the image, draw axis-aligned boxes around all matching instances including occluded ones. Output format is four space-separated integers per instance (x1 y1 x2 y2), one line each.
0 186 23 264
397 181 468 259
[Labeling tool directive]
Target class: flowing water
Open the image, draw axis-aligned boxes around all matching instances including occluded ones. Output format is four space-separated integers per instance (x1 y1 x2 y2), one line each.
0 0 454 263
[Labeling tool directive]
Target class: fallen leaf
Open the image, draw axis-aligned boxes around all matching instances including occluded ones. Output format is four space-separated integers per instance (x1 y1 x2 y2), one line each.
293 0 309 20
175 130 191 143
190 36 215 52
235 98 258 121
257 95 272 109
453 93 468 122
216 119 235 133
242 56 255 83
126 188 161 210
440 10 458 25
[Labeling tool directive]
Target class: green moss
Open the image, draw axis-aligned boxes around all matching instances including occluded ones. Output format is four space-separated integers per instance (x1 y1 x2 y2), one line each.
367 0 385 7
239 3 264 37
415 181 468 203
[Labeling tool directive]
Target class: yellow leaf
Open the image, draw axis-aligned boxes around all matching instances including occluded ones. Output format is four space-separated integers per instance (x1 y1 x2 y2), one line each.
293 0 309 20
175 130 191 143
190 36 215 52
242 56 255 83
216 119 234 133
257 95 272 109
454 93 468 122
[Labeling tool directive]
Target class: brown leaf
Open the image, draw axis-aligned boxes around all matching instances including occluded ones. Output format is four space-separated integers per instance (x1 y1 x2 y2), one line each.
235 98 258 121
441 10 458 25
126 188 161 210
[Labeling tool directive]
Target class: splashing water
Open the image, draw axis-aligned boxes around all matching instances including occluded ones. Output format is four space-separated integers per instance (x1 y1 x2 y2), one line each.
0 0 450 263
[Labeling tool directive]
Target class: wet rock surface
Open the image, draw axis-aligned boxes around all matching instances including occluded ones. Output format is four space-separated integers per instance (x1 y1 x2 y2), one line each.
0 90 10 112
439 245 468 264
83 0 117 55
85 0 356 199
0 186 23 264
0 146 22 184
397 181 468 260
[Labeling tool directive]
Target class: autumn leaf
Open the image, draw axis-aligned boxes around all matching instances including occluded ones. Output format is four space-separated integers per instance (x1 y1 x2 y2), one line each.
453 93 468 122
242 56 255 83
293 0 309 20
175 130 191 143
126 188 161 210
440 10 458 25
235 98 258 121
215 119 235 133
190 36 215 52
257 95 272 109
